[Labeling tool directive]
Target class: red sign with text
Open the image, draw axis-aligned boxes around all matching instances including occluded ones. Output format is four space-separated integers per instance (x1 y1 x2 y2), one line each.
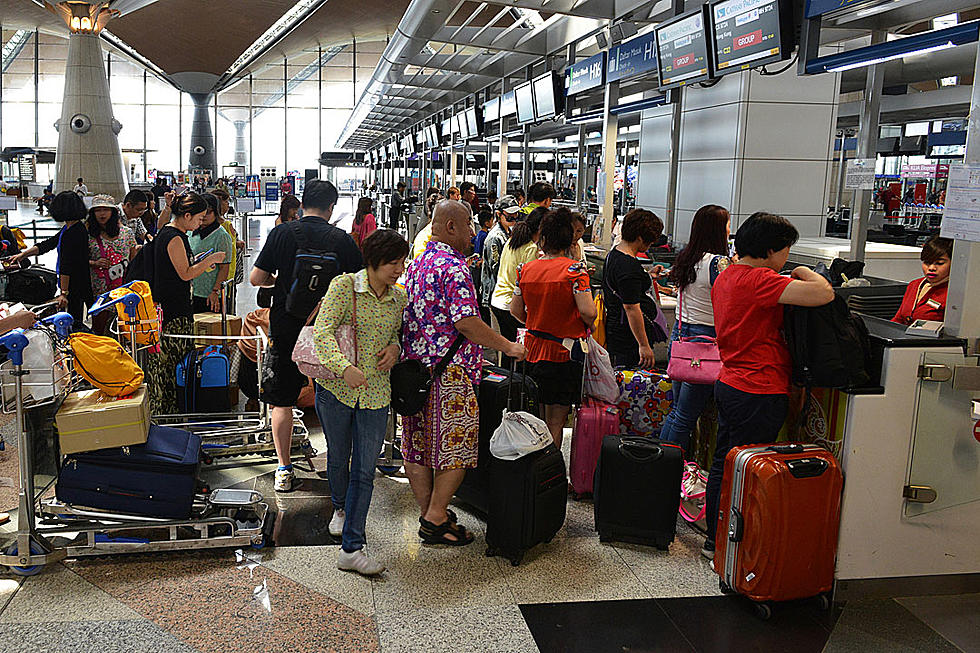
735 30 763 51
674 54 694 68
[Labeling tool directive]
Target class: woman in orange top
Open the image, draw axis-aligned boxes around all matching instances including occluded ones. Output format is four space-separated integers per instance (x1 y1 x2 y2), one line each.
892 235 953 325
510 208 597 448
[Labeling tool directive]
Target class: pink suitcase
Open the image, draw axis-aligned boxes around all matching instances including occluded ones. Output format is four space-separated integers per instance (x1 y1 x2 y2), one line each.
569 398 620 498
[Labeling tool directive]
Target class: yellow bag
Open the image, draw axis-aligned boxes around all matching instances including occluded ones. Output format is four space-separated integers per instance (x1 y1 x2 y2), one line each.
69 333 144 397
593 290 607 348
9 227 27 251
109 280 159 346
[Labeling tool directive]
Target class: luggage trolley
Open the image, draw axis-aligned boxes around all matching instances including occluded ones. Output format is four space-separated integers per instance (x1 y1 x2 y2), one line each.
0 314 269 575
91 284 314 464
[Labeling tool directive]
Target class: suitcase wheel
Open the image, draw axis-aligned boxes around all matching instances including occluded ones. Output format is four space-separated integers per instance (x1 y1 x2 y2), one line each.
753 601 772 620
719 579 735 595
250 536 265 550
509 552 524 567
815 593 831 611
598 531 611 543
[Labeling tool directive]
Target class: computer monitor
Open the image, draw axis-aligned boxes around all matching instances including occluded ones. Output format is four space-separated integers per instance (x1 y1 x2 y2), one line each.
709 0 793 77
466 107 482 138
483 97 500 123
655 6 714 90
515 81 536 123
531 71 563 120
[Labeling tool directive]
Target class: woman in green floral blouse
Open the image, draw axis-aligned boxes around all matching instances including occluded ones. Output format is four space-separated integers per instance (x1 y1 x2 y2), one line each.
313 229 409 576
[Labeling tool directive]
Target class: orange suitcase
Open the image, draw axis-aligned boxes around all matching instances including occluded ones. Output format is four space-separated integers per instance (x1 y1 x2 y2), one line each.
714 443 843 618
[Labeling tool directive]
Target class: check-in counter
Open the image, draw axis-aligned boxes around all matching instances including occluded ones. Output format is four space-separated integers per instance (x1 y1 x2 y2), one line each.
791 237 923 282
831 316 980 598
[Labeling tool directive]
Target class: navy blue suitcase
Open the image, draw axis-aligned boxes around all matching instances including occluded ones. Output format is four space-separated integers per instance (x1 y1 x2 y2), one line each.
56 425 202 519
176 345 230 413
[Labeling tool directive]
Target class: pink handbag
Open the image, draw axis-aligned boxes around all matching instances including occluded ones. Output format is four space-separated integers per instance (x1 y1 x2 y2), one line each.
291 279 357 380
665 292 721 384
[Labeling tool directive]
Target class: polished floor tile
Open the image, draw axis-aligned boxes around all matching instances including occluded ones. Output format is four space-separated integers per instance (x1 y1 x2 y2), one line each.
824 599 961 653
0 619 200 653
260 545 375 616
369 535 515 614
658 595 837 653
377 605 539 653
0 575 22 616
498 535 651 604
896 593 980 653
613 532 722 599
521 598 696 653
1 564 140 623
67 550 379 653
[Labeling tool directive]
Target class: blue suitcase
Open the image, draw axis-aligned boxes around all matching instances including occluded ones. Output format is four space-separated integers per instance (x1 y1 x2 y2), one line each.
176 345 230 413
56 425 202 519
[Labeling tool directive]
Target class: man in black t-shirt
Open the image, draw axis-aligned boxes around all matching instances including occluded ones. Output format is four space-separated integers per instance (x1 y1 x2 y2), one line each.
251 179 363 492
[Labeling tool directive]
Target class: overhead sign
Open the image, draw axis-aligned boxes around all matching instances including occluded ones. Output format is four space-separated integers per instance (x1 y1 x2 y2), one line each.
567 52 606 95
941 163 980 243
655 8 713 90
607 32 658 83
712 0 790 74
844 158 875 190
901 164 949 179
805 0 881 19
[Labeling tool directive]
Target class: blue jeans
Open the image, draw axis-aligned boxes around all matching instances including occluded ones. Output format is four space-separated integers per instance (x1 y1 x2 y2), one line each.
659 321 717 453
314 385 389 553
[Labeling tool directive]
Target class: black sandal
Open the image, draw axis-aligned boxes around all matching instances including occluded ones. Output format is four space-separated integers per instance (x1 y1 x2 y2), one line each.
418 517 474 546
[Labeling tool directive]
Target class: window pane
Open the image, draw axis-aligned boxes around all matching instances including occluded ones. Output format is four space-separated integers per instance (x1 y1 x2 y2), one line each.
146 104 180 174
287 108 319 172
252 107 285 175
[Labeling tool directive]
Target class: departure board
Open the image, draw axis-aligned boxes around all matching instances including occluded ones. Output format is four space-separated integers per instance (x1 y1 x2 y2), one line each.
711 0 791 75
515 81 536 123
655 7 713 90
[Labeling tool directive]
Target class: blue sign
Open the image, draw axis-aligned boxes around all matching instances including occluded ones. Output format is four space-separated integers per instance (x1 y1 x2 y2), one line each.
566 52 606 96
264 181 279 202
607 31 659 83
805 0 879 19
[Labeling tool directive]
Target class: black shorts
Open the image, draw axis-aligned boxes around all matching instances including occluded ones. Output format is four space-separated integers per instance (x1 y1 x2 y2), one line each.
527 360 584 407
260 315 305 407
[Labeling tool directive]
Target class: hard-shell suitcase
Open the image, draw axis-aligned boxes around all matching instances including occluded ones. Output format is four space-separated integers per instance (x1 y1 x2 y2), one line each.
594 434 683 550
485 443 567 566
615 369 674 435
56 425 202 519
714 443 843 616
454 364 539 514
176 345 230 413
569 398 619 499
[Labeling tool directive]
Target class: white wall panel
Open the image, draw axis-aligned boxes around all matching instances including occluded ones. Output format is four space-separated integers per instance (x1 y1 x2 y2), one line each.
738 159 830 217
742 103 836 161
682 72 745 112
680 102 743 161
677 158 738 213
635 161 670 209
745 65 840 105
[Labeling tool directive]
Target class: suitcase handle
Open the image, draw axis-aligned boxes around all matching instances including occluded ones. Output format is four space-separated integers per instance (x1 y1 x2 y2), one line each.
618 437 664 463
728 507 744 542
786 457 829 479
767 444 805 455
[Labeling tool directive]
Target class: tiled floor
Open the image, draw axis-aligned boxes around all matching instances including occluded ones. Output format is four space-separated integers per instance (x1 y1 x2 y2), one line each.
1 202 977 651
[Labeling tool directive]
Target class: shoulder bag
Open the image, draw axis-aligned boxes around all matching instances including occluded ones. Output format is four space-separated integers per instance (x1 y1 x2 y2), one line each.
291 275 356 380
665 291 721 384
390 334 466 416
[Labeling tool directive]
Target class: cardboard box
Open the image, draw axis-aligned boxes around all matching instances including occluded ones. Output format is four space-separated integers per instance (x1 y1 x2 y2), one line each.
56 386 150 454
194 312 243 347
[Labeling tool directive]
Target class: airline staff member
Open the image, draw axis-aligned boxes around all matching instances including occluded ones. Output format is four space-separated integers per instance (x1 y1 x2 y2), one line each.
891 235 953 325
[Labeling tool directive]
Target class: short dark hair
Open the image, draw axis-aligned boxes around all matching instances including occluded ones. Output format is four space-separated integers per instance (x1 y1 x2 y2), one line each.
528 182 557 204
460 181 475 194
361 229 409 269
50 191 87 223
396 182 406 190
302 179 339 212
76 178 83 183
920 235 953 264
477 208 494 228
620 208 663 245
539 208 575 255
123 189 147 206
734 212 799 259
202 192 220 216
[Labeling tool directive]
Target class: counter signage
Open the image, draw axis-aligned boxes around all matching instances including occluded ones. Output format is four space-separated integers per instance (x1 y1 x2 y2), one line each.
805 0 878 20
844 158 875 190
264 182 279 202
656 8 712 90
901 164 949 179
607 33 658 84
567 52 606 95
941 163 980 243
712 0 785 73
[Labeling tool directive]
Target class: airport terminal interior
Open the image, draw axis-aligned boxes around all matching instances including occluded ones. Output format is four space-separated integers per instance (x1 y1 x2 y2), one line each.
0 0 979 651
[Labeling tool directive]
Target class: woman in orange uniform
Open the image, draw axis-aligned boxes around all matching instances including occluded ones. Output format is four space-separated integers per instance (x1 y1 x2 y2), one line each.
891 235 953 325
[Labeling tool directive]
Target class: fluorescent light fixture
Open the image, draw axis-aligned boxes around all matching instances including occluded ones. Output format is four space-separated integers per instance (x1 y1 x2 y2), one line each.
934 14 959 30
809 20 979 74
941 76 958 86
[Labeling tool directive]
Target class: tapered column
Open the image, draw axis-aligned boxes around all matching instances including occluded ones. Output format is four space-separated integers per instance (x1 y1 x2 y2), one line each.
188 93 216 175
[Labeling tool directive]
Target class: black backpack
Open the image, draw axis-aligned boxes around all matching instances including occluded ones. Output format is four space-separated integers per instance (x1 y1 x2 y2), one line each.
124 236 155 285
284 221 338 320
783 296 873 390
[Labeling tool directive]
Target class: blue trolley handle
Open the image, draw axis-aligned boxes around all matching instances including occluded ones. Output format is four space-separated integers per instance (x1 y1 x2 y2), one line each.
41 311 74 339
88 290 141 319
0 329 29 366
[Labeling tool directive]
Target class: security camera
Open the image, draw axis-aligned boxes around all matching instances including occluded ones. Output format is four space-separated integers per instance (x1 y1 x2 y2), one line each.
193 145 206 156
70 114 92 134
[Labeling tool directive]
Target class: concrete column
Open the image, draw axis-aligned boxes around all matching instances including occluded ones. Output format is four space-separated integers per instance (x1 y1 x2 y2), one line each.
849 32 886 261
576 125 586 207
598 80 619 247
188 93 216 176
55 32 127 198
497 138 508 200
233 120 248 168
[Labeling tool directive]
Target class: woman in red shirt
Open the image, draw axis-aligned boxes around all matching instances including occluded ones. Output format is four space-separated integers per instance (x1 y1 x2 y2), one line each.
701 212 834 561
891 235 952 325
511 208 598 448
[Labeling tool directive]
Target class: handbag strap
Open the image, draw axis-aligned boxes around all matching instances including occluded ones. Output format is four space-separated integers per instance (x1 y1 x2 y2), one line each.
350 274 358 367
431 333 465 381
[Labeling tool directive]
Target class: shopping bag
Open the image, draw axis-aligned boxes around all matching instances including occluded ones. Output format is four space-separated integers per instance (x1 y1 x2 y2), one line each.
583 336 618 404
490 409 552 461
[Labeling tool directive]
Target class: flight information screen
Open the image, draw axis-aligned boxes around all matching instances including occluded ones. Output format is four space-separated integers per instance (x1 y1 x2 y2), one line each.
711 0 787 74
656 8 712 90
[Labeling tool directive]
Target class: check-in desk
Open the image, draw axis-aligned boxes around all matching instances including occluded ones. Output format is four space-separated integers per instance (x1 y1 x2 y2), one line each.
833 317 980 599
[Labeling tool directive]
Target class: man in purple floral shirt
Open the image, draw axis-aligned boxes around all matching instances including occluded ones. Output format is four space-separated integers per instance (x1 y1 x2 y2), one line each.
401 200 525 546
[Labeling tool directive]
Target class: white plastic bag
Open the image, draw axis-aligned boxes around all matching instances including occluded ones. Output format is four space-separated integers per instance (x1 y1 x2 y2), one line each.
583 336 619 404
490 409 552 460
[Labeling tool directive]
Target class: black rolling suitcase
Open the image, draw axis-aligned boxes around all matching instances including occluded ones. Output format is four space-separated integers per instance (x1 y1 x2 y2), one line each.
454 364 539 514
594 435 683 550
485 443 568 566
56 425 202 519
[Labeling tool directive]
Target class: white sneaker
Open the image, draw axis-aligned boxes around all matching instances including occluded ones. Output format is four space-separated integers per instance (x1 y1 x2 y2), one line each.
328 509 346 537
337 548 384 576
274 468 298 493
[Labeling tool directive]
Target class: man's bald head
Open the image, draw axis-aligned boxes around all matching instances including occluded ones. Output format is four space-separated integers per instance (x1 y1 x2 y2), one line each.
431 199 474 253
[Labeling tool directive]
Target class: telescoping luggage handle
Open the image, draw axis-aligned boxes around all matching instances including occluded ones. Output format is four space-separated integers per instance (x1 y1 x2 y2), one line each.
506 358 529 413
617 436 666 463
